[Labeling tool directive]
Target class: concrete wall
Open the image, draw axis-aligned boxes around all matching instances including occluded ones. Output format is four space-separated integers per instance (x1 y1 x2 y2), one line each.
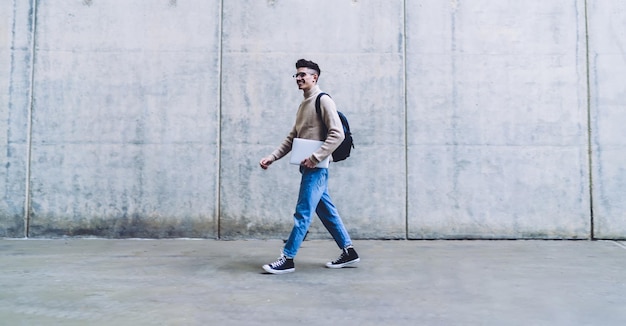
1 0 624 240
2 0 30 237
407 1 590 239
588 1 626 239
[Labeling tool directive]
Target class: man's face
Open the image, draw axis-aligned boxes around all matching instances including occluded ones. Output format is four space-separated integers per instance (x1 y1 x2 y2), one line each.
294 67 318 91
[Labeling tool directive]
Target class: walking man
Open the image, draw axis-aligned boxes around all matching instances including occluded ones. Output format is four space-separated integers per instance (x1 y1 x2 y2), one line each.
259 59 360 274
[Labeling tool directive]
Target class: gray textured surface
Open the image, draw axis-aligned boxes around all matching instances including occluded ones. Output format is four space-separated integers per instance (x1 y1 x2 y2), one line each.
1 239 625 325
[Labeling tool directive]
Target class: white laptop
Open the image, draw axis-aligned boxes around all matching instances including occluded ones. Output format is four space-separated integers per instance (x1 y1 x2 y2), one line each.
289 138 330 168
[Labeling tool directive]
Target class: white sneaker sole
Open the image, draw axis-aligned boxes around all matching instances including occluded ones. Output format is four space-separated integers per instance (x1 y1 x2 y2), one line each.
262 264 295 274
325 258 360 269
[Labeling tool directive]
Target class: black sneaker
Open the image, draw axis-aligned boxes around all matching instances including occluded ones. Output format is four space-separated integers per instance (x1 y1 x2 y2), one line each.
262 254 295 274
326 247 360 268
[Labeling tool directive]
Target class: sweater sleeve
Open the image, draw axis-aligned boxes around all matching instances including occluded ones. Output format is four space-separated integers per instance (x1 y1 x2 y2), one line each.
270 125 297 161
310 95 345 164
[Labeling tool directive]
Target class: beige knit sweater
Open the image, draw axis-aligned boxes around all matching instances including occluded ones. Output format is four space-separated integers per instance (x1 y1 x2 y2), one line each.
270 85 345 165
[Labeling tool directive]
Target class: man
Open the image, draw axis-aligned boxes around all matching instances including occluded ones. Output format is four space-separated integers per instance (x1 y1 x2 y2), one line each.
259 59 359 274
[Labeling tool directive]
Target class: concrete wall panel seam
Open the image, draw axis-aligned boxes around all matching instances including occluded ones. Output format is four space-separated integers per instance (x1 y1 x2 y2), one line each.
403 0 409 240
583 0 595 239
23 0 38 238
217 0 224 239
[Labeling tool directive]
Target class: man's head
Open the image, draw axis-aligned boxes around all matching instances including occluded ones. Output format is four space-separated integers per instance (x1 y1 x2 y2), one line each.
294 59 320 91
295 59 320 75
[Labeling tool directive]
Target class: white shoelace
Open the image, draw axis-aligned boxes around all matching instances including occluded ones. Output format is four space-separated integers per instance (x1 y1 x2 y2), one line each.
332 250 349 264
270 255 287 268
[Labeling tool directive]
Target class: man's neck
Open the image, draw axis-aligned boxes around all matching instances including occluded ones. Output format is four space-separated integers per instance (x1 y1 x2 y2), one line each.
302 85 320 98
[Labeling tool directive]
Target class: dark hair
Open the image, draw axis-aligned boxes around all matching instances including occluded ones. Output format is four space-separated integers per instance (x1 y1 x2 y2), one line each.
295 59 320 75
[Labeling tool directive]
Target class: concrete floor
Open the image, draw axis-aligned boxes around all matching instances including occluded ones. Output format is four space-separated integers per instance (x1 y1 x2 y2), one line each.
1 239 625 325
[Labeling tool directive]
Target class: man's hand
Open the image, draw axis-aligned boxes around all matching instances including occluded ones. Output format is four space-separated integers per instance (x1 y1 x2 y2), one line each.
259 156 274 170
301 157 317 169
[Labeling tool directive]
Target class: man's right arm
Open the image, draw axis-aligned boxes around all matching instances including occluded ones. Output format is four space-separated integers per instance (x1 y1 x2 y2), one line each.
259 155 274 170
259 126 297 169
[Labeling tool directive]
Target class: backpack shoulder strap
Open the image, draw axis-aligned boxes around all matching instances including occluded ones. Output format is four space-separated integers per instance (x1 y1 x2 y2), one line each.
315 92 330 116
315 92 330 132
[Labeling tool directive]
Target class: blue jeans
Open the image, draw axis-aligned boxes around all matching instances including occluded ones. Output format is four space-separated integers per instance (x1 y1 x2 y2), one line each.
282 167 353 258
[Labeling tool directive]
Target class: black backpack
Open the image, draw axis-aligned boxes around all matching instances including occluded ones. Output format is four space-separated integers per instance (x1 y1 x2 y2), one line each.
315 93 354 162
